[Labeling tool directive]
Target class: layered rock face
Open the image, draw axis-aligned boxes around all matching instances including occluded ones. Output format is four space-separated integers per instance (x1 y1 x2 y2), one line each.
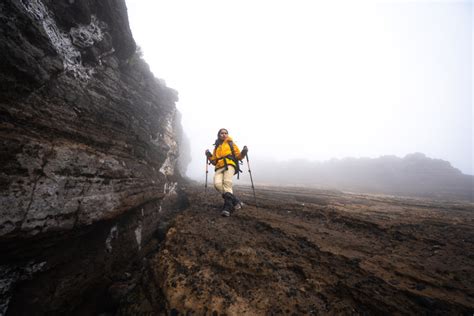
0 0 186 314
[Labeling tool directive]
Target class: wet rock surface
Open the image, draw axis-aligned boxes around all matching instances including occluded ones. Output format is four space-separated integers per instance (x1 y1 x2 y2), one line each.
0 0 185 314
123 183 474 315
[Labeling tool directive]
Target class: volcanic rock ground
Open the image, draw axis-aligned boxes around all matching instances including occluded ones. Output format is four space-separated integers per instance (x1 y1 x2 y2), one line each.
117 183 474 315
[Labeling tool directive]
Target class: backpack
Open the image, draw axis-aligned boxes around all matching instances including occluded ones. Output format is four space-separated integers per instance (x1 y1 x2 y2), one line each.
213 140 243 179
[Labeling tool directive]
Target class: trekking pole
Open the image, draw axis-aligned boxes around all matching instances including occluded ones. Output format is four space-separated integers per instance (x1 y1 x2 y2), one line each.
245 154 258 208
204 157 209 209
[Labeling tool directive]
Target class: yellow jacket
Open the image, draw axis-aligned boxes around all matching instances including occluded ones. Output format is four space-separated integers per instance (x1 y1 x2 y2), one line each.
211 137 242 170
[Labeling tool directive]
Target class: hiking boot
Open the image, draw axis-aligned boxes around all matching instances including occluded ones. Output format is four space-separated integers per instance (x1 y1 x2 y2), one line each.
222 193 234 209
221 192 234 215
231 194 243 210
233 200 243 210
223 192 243 210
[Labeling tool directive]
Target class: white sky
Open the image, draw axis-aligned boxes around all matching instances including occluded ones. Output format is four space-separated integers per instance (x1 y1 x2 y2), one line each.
125 0 473 179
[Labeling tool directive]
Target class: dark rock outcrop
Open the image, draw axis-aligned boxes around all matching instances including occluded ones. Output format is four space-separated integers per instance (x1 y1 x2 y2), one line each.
0 0 186 314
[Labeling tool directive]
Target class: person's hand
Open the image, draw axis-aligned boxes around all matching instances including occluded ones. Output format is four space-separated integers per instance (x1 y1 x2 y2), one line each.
205 149 212 158
241 145 248 158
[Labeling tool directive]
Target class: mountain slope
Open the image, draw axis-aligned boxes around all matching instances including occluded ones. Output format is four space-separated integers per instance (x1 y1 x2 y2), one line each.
250 153 473 201
118 184 474 314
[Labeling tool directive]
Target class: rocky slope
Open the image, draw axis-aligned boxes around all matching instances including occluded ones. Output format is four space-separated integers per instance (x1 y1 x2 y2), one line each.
120 183 474 315
0 0 186 314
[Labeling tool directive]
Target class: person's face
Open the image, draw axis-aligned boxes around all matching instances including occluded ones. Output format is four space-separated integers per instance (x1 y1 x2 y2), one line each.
219 130 228 141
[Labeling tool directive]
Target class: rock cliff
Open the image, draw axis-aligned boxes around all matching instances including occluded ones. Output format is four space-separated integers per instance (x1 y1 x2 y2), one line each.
0 0 186 314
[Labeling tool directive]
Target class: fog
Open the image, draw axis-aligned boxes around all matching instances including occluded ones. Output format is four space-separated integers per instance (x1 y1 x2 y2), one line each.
125 0 473 181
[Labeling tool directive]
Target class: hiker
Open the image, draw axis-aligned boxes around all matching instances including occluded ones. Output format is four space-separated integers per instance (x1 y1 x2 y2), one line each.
205 128 248 217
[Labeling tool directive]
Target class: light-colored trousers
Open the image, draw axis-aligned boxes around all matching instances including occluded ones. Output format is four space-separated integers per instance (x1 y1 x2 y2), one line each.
214 165 235 194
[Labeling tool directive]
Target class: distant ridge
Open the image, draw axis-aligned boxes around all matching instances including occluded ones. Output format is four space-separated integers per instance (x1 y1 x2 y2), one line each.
250 153 473 201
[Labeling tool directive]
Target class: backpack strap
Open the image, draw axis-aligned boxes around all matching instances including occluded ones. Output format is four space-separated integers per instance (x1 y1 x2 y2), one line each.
227 141 243 179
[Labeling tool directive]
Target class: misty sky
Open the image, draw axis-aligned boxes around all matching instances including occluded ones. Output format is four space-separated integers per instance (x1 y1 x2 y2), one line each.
125 0 473 179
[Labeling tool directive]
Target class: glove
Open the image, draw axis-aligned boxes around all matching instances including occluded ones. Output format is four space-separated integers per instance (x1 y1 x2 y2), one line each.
241 145 248 158
205 149 212 158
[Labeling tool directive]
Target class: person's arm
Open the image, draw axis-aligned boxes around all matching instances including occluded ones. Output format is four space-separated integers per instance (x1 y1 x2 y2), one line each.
205 149 216 165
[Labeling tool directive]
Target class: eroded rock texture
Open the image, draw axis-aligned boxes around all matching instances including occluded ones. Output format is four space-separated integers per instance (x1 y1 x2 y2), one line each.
121 184 474 315
0 0 186 314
